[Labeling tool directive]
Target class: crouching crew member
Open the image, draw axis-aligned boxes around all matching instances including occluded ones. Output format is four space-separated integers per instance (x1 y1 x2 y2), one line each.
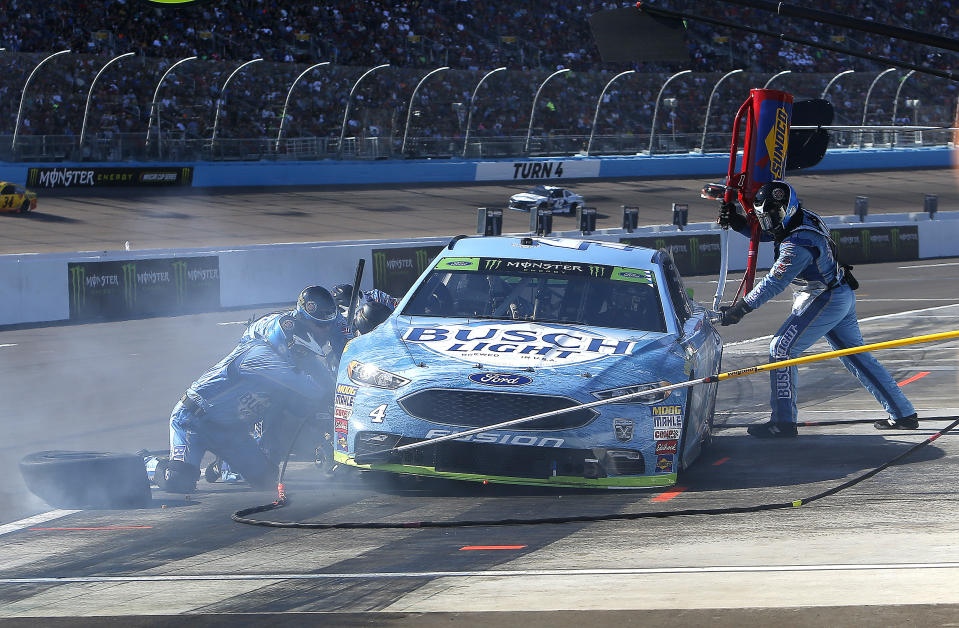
718 181 917 437
157 286 343 492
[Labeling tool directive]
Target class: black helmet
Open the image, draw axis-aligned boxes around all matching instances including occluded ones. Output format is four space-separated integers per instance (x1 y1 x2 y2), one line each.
354 301 393 335
753 180 800 235
330 283 353 312
292 286 338 356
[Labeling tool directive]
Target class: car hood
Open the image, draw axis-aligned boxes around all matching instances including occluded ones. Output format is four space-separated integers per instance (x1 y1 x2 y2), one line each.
350 316 685 392
510 192 546 202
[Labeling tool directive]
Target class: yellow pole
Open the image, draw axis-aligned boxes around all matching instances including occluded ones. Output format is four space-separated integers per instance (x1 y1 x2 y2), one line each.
717 329 959 382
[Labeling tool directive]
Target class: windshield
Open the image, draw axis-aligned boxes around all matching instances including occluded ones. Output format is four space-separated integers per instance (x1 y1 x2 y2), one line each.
402 257 667 333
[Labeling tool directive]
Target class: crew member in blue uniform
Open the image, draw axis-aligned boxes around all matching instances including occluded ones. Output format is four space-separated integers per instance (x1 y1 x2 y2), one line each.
718 181 918 437
331 283 399 317
157 286 345 492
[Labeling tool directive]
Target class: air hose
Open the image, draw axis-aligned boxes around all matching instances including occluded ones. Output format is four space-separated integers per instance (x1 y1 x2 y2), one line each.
232 414 958 530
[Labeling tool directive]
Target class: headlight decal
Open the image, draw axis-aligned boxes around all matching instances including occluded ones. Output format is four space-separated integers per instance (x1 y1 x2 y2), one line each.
590 381 671 405
347 360 411 389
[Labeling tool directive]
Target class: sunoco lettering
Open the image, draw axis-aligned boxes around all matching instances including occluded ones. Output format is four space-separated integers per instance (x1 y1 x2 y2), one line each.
426 429 564 447
768 107 789 180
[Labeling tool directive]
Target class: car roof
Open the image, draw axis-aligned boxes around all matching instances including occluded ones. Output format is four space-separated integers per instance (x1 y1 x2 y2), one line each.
438 236 658 269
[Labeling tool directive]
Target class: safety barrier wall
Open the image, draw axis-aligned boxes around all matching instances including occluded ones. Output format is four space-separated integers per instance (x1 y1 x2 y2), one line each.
0 146 951 190
2 211 957 328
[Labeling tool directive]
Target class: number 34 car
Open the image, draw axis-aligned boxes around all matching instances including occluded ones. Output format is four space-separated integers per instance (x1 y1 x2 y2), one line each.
333 235 722 488
0 182 37 213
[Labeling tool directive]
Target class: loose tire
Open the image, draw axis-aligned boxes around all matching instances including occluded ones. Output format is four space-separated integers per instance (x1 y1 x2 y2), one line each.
568 203 578 216
19 451 152 509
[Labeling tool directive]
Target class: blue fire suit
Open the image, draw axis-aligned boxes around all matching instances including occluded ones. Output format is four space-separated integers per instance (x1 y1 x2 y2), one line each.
169 314 342 488
741 210 915 423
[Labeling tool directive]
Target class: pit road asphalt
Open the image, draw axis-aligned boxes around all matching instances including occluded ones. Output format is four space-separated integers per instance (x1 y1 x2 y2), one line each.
0 169 958 626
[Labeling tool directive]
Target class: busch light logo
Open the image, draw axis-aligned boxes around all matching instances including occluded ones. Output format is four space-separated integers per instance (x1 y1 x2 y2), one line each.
403 322 637 367
468 372 533 387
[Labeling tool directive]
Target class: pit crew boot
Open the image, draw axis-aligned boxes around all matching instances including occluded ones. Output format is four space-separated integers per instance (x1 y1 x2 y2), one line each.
746 421 798 438
874 413 919 430
155 460 200 493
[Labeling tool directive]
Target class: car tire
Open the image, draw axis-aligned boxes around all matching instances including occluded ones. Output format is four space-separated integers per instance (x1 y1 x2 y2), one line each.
19 200 30 214
19 451 152 509
568 203 578 216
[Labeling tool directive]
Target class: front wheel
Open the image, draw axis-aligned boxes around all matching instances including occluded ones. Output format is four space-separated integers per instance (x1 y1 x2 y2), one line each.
19 200 30 213
568 203 578 216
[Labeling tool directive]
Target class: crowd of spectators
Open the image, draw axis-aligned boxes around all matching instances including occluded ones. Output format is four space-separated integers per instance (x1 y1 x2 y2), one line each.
0 0 955 159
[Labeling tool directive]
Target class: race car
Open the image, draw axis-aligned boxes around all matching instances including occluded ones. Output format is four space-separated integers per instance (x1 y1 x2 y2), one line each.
332 235 723 488
0 182 37 213
508 185 584 214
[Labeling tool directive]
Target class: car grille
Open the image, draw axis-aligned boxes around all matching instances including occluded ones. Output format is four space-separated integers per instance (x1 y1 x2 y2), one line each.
354 431 644 479
398 388 598 430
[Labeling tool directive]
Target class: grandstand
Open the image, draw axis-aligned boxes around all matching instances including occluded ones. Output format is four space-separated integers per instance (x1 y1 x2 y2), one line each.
0 0 955 162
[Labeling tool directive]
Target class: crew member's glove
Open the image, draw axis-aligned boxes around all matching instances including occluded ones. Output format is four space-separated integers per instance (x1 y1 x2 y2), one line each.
719 299 753 326
717 202 735 228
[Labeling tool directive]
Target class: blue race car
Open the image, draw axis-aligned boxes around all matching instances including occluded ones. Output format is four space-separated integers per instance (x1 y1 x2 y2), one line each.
333 235 722 488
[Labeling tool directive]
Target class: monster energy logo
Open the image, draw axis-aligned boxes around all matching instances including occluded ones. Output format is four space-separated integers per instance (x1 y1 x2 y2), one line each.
890 228 900 257
372 251 387 284
688 237 700 271
588 265 604 277
69 265 86 313
121 263 137 309
172 260 188 305
485 259 503 270
655 238 666 251
415 249 431 272
860 230 870 260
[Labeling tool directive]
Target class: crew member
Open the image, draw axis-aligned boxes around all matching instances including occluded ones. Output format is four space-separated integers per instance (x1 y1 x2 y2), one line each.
157 286 343 492
331 283 399 317
718 181 917 437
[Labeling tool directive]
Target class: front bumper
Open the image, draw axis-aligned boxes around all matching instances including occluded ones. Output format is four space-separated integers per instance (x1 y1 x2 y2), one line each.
335 430 677 489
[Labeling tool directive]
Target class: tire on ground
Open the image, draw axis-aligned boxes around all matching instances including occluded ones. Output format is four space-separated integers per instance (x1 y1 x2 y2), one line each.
19 451 152 509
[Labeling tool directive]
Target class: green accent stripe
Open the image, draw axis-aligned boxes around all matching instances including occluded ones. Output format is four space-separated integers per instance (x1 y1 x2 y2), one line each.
334 452 676 489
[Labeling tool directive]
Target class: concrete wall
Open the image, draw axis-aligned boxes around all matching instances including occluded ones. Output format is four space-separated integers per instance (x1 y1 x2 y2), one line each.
2 213 957 328
1 146 951 190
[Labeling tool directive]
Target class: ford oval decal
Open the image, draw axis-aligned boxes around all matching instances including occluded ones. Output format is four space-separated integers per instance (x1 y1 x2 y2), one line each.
445 260 473 266
468 372 533 386
620 272 644 278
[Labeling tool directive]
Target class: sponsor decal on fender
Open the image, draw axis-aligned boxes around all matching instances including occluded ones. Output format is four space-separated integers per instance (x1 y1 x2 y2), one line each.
655 454 675 473
403 322 636 367
655 439 678 455
652 405 683 416
334 407 352 422
613 417 634 442
654 416 683 429
468 372 533 386
337 433 349 452
654 428 681 440
334 416 349 432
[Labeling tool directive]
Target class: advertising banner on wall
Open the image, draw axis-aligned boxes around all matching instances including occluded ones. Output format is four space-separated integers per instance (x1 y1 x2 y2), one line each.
619 233 723 276
372 245 444 297
830 225 919 265
68 256 219 321
475 160 601 182
27 166 193 189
